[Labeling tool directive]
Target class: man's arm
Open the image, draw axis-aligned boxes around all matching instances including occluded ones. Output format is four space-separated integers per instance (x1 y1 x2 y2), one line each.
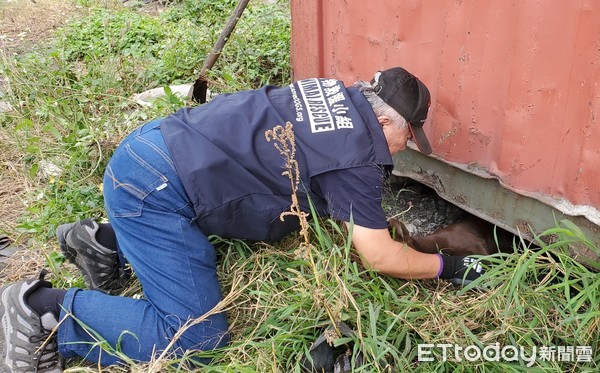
347 222 441 279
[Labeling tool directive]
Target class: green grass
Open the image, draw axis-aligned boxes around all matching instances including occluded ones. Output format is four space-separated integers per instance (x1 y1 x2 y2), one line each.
194 218 598 372
118 218 598 372
0 0 598 372
0 0 291 238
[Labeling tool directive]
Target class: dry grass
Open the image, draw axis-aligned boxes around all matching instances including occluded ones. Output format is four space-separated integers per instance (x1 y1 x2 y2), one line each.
0 0 84 55
0 130 29 235
0 0 88 281
0 127 45 282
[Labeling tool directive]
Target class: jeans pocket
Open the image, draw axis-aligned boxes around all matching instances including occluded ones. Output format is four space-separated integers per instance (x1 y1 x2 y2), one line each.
104 143 169 218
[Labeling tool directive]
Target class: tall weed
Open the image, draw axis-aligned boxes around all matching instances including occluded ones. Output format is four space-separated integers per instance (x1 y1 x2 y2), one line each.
0 0 291 237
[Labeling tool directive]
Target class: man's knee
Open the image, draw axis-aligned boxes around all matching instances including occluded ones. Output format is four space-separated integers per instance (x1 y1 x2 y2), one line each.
173 311 231 353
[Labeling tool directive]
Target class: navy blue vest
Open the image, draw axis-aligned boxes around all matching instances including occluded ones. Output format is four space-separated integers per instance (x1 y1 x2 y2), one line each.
160 79 393 241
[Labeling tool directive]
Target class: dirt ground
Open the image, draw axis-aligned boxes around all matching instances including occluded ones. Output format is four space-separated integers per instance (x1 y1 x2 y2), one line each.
1 0 77 218
0 0 82 55
0 0 166 232
0 0 87 279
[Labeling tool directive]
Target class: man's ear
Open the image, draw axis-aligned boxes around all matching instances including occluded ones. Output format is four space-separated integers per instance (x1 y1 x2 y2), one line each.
377 115 391 127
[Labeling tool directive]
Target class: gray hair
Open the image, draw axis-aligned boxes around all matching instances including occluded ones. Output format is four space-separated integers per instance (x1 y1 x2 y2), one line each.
354 80 408 129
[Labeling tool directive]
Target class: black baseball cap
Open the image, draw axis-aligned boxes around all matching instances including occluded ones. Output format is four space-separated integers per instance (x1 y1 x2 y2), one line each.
371 67 432 155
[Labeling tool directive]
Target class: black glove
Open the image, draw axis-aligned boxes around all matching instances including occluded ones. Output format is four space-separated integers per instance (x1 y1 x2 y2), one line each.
437 254 486 286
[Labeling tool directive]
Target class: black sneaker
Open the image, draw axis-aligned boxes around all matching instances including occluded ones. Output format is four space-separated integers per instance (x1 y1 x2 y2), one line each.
56 219 128 294
0 270 62 373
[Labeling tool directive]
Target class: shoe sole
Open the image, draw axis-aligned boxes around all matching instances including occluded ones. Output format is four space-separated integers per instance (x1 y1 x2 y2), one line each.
56 222 79 264
1 284 12 372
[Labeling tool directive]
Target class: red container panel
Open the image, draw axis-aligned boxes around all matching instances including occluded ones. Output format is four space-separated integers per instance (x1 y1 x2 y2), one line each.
291 0 600 224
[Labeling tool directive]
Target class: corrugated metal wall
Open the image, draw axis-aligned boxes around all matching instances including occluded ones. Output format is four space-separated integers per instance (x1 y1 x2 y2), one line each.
291 0 600 227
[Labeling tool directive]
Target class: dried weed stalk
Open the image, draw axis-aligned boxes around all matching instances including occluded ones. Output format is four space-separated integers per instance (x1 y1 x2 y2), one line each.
265 122 310 242
265 122 341 335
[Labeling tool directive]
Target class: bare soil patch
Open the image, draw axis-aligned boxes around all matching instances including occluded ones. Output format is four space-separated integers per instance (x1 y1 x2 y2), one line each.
1 0 87 278
0 0 84 55
1 0 85 231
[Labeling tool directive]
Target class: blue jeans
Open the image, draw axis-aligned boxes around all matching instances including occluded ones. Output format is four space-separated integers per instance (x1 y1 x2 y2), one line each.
57 120 230 365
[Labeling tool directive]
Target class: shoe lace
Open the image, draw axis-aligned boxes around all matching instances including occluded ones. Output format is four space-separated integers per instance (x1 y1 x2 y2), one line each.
30 331 60 371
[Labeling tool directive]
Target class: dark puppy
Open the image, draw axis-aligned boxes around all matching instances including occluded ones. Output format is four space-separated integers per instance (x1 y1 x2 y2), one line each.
388 215 516 256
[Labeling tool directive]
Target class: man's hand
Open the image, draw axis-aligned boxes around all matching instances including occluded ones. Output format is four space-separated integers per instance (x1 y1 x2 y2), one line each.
437 255 486 286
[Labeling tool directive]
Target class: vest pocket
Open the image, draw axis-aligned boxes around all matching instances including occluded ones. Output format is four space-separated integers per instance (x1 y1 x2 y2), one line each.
196 194 300 242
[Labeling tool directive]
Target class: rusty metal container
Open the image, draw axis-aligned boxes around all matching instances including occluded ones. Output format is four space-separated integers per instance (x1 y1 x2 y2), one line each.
290 0 600 253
